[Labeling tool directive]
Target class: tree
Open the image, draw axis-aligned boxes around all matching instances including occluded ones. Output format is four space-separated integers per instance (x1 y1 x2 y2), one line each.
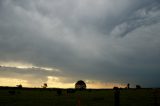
16 84 22 88
42 83 47 88
127 83 130 89
75 80 86 89
136 85 141 89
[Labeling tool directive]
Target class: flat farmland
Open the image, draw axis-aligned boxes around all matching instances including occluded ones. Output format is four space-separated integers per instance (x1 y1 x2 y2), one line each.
0 88 160 106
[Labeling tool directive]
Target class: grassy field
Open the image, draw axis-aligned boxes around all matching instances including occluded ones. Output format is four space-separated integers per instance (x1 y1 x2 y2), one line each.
0 87 160 106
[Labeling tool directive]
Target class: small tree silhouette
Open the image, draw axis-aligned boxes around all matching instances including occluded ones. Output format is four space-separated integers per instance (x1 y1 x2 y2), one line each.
136 85 141 89
42 83 47 88
16 84 22 88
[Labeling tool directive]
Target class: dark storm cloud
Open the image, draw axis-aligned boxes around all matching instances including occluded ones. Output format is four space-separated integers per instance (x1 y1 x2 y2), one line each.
0 0 160 87
111 2 160 37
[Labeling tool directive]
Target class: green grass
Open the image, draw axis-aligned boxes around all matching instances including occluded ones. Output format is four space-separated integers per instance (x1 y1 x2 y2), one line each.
0 88 159 106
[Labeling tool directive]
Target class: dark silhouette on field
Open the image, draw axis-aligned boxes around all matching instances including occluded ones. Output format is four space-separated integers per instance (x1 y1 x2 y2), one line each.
113 87 119 90
8 90 16 95
114 87 120 106
57 89 62 96
136 85 141 89
67 88 76 94
153 89 160 106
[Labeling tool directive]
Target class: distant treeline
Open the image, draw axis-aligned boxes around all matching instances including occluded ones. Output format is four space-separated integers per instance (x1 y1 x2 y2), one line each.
0 86 159 90
0 86 63 91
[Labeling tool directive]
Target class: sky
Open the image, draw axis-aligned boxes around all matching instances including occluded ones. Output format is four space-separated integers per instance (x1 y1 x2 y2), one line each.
0 0 160 88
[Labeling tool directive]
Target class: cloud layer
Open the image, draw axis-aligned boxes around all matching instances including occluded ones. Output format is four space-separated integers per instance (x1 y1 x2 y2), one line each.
0 0 160 88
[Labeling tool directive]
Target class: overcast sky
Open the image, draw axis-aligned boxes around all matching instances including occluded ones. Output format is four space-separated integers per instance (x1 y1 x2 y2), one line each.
0 0 160 88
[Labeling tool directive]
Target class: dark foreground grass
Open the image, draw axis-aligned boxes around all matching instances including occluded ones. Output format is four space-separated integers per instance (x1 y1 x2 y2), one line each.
0 88 160 106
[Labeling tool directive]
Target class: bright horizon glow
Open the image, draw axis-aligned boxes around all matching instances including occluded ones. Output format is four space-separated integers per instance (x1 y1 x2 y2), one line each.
0 77 126 89
0 78 30 87
0 62 126 89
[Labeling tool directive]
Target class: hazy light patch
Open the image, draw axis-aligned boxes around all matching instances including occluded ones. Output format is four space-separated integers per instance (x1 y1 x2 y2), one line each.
86 80 126 89
41 67 60 72
47 76 60 81
0 77 29 87
0 62 33 69
47 76 74 88
41 67 53 71
0 62 61 72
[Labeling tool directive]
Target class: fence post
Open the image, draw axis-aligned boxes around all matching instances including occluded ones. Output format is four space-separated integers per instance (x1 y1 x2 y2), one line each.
114 88 120 106
153 90 158 106
77 94 81 106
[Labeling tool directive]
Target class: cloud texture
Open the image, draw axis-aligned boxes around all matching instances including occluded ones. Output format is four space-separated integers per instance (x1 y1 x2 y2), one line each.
0 0 160 88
